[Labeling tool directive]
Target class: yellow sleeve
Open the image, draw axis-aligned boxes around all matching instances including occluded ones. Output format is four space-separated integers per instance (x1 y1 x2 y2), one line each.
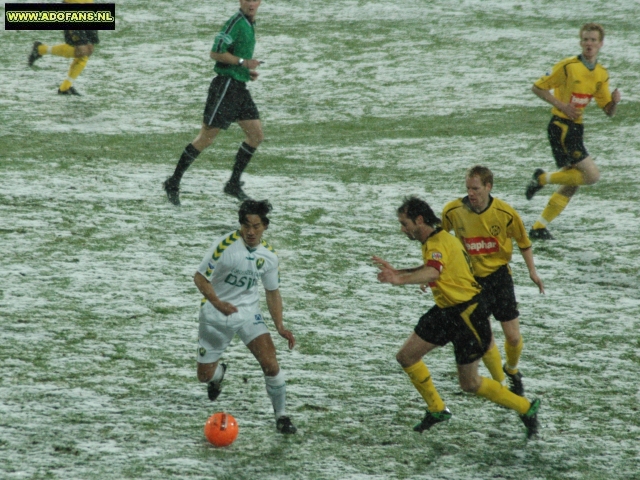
441 205 453 233
593 68 613 109
507 210 532 250
533 58 568 90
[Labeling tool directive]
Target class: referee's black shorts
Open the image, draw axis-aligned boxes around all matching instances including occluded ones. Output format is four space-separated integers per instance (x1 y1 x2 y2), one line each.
203 76 260 129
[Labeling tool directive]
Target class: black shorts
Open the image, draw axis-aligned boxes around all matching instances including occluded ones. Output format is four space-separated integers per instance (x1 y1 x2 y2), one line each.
414 296 492 365
203 76 260 129
64 30 100 46
476 265 519 322
547 115 589 168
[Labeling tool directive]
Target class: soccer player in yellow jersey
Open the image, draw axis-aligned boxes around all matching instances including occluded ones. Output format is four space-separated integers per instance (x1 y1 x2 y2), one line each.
442 166 545 396
373 196 540 439
28 0 99 95
526 23 621 240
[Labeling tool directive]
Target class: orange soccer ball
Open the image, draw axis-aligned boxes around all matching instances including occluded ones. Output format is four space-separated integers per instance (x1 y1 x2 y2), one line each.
204 412 239 447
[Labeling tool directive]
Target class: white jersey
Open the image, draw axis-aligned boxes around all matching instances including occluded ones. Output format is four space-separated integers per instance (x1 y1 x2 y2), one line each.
197 230 279 310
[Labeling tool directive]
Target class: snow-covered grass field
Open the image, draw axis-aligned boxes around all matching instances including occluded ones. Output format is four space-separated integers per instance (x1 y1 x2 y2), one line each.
1 1 640 479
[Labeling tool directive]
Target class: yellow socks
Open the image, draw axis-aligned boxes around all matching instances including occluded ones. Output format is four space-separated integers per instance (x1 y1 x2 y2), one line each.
539 169 585 187
482 343 505 383
50 44 76 58
475 377 530 415
532 192 571 230
403 361 446 412
59 56 88 92
68 56 88 79
505 336 524 373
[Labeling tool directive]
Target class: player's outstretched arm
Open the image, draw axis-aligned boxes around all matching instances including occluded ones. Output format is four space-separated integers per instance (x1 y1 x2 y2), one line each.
373 256 439 286
194 272 239 315
265 288 295 350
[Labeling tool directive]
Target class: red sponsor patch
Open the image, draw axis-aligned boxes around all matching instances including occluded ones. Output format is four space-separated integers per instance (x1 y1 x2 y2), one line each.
464 237 500 255
570 92 593 108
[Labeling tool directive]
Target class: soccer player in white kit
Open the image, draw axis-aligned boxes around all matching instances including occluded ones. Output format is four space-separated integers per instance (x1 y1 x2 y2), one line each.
194 199 297 434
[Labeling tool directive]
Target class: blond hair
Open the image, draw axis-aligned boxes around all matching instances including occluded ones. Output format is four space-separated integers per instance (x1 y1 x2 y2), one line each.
466 165 493 187
580 23 605 41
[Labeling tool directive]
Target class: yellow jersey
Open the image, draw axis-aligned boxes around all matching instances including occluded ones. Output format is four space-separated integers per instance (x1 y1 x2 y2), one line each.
534 55 612 124
442 197 531 278
421 229 481 309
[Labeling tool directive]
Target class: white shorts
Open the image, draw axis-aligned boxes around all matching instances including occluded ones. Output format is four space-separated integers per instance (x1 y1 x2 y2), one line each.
197 302 269 364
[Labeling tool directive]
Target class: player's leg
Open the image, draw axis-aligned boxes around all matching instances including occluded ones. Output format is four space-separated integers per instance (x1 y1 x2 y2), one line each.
487 269 525 394
398 312 452 433
462 363 540 438
530 183 577 239
28 41 76 66
455 299 540 437
457 361 532 414
163 124 220 206
477 274 506 383
223 84 262 200
246 333 296 434
164 77 231 205
481 335 506 384
501 318 525 396
399 339 452 432
197 361 227 401
397 332 443 410
58 31 97 95
502 318 522 368
196 313 233 401
538 156 600 187
530 120 592 239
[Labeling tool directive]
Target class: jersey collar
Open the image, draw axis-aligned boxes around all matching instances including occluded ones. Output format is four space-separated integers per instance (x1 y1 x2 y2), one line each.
578 54 597 71
462 195 493 214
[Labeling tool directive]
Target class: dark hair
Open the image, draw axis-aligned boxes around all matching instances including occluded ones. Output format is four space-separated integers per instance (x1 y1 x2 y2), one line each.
238 199 272 226
466 165 494 187
397 196 441 227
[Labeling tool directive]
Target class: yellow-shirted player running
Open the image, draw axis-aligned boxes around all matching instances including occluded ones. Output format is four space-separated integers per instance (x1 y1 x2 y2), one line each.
526 22 621 240
28 0 99 95
373 196 540 439
442 166 545 396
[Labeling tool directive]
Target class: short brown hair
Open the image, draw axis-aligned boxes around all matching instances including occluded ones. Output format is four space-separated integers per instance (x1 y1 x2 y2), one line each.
580 23 605 41
466 165 493 187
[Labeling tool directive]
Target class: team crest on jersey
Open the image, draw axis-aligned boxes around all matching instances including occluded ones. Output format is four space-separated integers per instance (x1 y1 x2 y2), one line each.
199 347 206 357
431 252 442 261
490 225 501 236
256 258 265 270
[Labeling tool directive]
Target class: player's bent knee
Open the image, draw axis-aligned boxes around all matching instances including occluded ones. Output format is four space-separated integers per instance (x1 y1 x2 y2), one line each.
396 351 416 368
261 363 280 377
586 171 601 185
459 378 480 393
